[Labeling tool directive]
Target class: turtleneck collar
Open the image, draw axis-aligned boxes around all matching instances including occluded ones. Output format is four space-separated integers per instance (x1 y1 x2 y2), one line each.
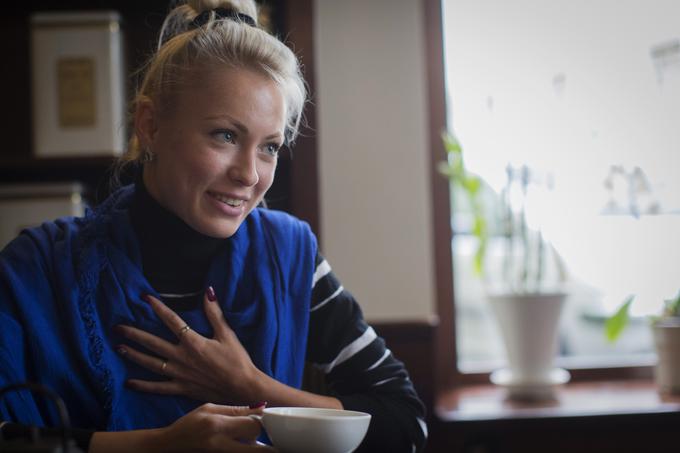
129 177 227 309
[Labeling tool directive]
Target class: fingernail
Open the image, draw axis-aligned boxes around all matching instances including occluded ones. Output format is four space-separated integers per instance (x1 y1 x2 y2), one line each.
249 401 267 409
142 294 152 303
206 286 217 302
113 325 125 335
116 345 127 355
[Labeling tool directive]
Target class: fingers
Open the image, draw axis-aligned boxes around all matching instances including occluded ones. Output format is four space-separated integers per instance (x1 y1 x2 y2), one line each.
228 439 277 452
251 443 277 452
218 415 263 442
199 403 265 417
203 286 229 340
116 342 170 375
143 294 199 344
126 378 185 395
115 324 175 359
219 438 276 453
116 345 176 376
117 344 194 382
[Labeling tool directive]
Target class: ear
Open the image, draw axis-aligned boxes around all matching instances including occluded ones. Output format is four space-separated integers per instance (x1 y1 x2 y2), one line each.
134 97 158 149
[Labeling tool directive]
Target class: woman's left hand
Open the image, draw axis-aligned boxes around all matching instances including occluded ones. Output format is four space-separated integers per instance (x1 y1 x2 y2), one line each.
115 288 265 405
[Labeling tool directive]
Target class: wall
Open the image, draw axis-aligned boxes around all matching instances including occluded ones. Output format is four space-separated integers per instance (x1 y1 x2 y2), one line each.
314 0 435 321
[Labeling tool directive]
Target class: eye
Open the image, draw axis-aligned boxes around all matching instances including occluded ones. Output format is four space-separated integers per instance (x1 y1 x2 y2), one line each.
263 143 281 157
212 129 236 144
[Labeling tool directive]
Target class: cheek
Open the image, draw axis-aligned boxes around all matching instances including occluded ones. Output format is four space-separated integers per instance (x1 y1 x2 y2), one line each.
256 161 277 192
177 151 223 187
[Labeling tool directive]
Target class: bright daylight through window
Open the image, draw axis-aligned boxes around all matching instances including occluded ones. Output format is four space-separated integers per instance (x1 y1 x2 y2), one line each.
442 0 680 372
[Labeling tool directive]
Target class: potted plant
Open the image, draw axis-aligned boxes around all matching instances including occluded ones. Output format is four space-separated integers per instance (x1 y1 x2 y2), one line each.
606 291 680 394
440 133 569 399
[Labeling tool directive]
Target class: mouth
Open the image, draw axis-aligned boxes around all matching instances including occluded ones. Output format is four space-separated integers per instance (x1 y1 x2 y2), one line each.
207 191 247 208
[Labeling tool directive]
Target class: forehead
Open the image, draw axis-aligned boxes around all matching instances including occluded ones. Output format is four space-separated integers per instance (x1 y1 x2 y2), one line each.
168 66 286 133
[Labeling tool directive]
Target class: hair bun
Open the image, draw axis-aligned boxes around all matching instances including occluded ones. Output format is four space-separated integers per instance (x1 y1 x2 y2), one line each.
158 0 259 50
188 0 258 25
191 7 257 29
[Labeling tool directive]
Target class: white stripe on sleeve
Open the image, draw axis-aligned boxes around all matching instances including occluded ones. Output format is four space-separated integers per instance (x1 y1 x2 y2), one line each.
312 259 332 288
417 417 428 439
319 327 377 373
372 376 400 387
365 349 391 371
310 285 343 312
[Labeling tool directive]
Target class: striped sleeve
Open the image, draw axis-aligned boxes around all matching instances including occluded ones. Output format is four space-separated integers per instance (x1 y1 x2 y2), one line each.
306 253 427 453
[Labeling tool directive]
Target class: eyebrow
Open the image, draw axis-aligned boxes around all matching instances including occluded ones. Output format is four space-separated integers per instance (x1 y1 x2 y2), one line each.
204 114 283 141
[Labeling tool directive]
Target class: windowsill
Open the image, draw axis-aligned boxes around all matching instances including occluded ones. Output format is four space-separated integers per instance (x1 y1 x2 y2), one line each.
436 379 680 422
429 379 680 452
458 353 657 375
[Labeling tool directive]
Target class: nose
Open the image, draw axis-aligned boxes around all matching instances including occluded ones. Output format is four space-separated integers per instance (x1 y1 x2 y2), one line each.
229 148 259 187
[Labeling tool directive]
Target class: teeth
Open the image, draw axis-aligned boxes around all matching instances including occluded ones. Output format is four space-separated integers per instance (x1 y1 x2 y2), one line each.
213 193 243 207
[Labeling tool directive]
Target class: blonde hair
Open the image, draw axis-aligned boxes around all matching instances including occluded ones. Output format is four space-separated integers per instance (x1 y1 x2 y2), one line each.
120 0 306 169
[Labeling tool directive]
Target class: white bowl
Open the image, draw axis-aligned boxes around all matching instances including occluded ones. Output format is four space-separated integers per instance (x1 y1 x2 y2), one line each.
260 407 371 453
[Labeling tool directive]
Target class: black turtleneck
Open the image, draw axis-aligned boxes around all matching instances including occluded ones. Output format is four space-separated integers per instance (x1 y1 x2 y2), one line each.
129 179 227 311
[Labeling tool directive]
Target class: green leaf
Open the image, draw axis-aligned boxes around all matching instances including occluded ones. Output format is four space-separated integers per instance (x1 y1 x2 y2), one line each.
442 132 462 155
604 295 635 342
440 131 488 279
451 160 465 179
463 176 481 195
471 216 486 238
663 290 680 317
473 245 484 276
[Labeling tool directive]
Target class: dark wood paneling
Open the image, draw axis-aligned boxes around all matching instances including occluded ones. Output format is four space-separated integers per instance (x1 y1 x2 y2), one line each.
281 0 321 239
373 321 437 413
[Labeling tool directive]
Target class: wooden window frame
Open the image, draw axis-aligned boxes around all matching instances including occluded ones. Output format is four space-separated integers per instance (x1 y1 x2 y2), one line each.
421 0 653 394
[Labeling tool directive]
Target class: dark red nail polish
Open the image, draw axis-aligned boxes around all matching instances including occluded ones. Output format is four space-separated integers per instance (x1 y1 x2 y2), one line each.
206 286 217 302
116 345 127 355
249 401 267 409
142 294 152 303
113 325 125 335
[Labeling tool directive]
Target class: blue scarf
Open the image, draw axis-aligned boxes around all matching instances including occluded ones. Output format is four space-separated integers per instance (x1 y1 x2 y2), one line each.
0 185 316 430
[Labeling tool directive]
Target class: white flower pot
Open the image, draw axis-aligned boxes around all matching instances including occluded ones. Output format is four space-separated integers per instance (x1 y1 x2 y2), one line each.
653 318 680 394
488 292 569 399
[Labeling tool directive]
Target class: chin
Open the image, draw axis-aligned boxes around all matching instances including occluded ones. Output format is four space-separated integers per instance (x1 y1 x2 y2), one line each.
197 220 240 239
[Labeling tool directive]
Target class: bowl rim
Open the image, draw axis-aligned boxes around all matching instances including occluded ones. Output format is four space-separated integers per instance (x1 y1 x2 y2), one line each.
263 407 371 421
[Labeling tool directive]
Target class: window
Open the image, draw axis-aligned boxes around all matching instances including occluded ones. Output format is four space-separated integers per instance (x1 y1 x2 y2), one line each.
441 0 680 373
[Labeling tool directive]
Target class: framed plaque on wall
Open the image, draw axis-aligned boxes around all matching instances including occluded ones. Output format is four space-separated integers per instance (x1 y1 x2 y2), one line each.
31 11 126 158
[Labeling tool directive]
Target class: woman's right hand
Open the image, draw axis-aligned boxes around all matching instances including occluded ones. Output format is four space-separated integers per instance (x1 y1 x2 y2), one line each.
89 403 275 453
160 403 273 452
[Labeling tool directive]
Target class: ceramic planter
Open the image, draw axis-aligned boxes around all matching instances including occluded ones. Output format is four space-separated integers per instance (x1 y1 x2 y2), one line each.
488 292 569 399
653 318 680 394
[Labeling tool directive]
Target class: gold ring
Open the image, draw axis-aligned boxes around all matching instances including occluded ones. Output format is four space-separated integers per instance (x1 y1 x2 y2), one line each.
161 359 168 373
177 324 191 339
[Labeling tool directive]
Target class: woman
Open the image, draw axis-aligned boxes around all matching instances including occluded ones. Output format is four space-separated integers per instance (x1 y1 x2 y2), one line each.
0 1 426 452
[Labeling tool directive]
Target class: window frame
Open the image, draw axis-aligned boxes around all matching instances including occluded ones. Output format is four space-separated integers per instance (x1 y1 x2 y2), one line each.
422 0 654 393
